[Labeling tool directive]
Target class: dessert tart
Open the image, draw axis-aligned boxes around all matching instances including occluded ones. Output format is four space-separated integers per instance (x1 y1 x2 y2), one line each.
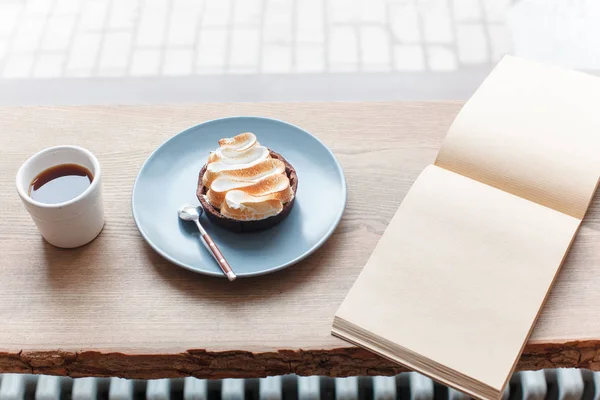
197 132 298 233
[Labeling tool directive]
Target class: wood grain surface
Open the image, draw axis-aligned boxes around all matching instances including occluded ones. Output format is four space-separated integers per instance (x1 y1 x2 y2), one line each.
0 103 599 379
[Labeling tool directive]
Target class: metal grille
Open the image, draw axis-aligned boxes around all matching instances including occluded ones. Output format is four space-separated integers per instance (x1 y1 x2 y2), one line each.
1 369 598 400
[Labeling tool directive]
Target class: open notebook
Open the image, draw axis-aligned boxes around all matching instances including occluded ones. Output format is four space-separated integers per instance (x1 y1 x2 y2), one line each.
332 56 600 400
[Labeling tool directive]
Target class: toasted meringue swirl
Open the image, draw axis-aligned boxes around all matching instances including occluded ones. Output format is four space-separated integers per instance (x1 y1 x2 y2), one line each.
203 132 294 221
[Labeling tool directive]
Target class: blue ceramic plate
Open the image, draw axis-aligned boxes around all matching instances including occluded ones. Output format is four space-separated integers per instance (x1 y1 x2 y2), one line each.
132 117 347 278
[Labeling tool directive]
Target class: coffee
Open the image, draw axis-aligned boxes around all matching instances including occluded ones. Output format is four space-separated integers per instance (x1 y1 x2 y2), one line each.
29 163 93 204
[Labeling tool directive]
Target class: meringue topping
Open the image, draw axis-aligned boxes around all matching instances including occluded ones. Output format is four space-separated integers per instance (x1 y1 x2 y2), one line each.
221 191 283 221
203 132 294 221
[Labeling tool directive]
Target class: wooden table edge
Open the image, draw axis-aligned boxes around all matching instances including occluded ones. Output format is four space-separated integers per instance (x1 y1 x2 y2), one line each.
1 340 598 379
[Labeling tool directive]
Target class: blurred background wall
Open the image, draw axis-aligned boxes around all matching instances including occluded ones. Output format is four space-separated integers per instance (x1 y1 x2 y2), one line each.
0 0 599 104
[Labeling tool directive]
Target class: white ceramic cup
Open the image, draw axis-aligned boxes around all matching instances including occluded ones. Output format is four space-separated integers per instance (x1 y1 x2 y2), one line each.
16 145 105 248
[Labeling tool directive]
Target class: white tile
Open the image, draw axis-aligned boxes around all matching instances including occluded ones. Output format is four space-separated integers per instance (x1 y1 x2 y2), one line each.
183 378 207 400
0 4 22 37
259 376 282 400
267 0 295 10
453 0 482 21
427 45 457 71
136 23 165 48
130 48 161 76
262 44 292 73
329 0 360 23
264 0 293 45
12 16 45 52
25 0 52 16
35 375 62 400
264 24 292 46
196 28 228 71
296 23 324 44
66 32 102 76
390 2 421 43
422 13 454 44
2 53 35 78
167 11 198 47
108 378 134 400
33 53 64 78
79 0 109 32
54 0 80 15
98 31 132 76
416 0 450 13
295 43 324 72
72 378 98 400
222 379 245 400
298 377 321 400
329 26 358 72
456 24 488 64
145 0 169 7
146 379 170 400
229 28 259 71
233 0 261 26
296 0 323 44
172 0 204 15
41 15 76 51
0 374 27 400
107 1 140 30
482 0 509 22
268 0 295 8
265 0 294 27
334 377 358 400
556 369 584 400
297 0 322 23
517 371 547 400
488 24 510 62
136 11 167 47
372 376 397 400
203 0 231 27
407 373 434 400
394 44 425 71
360 26 391 71
163 48 193 75
360 0 385 23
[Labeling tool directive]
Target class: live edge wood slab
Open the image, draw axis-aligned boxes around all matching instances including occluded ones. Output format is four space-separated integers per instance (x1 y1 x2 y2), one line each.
0 103 599 380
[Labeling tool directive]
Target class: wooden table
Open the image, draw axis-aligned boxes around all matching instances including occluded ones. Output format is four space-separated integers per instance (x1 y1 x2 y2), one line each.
1 103 599 380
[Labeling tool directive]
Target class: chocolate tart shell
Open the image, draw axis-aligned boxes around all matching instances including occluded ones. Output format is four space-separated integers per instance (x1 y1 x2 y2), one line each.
197 150 298 233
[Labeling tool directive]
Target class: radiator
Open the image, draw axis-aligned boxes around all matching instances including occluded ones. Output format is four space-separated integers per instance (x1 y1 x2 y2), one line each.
0 370 597 400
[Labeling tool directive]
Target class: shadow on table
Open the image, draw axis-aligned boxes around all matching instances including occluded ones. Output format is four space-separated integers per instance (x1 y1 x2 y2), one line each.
38 214 348 303
42 234 105 290
142 226 345 304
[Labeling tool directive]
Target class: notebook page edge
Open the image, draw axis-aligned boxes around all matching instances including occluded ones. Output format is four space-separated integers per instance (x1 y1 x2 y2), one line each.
331 320 500 400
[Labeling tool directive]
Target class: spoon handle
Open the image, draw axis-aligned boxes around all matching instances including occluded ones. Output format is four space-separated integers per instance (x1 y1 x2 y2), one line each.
202 232 236 281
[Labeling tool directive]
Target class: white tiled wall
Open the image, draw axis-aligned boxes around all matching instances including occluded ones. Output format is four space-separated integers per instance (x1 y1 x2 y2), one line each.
2 0 599 104
0 0 513 79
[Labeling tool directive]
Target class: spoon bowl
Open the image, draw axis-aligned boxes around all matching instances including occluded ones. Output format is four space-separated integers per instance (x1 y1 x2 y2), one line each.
178 205 203 221
177 204 236 281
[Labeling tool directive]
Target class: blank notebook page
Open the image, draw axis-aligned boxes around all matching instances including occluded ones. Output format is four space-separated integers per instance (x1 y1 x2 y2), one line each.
335 165 580 392
436 56 600 219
